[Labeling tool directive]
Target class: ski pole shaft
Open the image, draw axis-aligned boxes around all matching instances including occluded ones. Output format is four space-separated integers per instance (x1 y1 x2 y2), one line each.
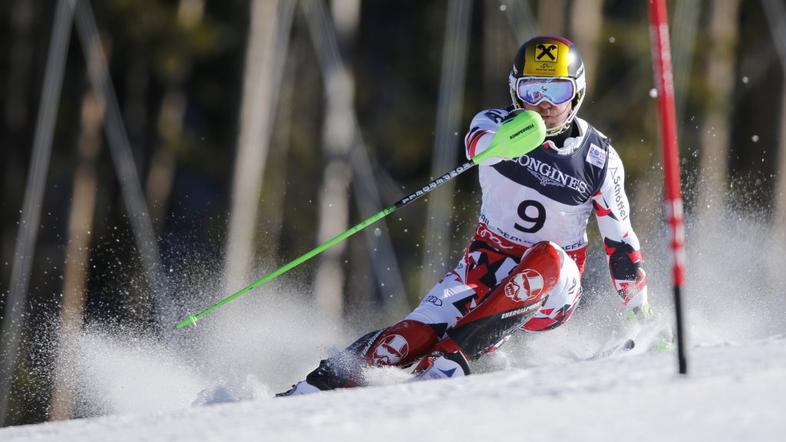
176 161 476 329
176 110 546 329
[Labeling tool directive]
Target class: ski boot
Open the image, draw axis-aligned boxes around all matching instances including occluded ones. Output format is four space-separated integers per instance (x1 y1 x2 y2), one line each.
411 338 471 381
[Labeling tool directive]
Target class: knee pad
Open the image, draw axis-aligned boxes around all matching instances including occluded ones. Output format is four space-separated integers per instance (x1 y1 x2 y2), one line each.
505 241 563 308
522 243 583 332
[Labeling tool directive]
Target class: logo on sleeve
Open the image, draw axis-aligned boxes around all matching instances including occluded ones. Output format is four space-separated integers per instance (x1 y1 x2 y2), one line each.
586 143 606 168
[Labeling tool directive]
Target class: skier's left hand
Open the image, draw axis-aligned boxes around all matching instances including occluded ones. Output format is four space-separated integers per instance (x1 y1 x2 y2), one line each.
624 302 674 351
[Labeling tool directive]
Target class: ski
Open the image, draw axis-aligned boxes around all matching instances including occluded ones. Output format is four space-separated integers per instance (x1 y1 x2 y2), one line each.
587 337 636 360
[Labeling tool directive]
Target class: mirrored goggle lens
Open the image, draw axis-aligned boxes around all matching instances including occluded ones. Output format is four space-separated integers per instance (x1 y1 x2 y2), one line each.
516 78 575 106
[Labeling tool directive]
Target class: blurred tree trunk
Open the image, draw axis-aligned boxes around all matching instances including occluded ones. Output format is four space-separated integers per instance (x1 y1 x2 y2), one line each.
757 0 786 333
311 142 352 323
538 0 565 34
257 45 295 266
776 92 786 243
73 0 167 325
696 0 741 224
569 0 602 90
146 91 182 228
329 0 375 321
762 0 786 243
304 0 357 321
672 0 700 122
304 0 408 322
2 0 36 295
49 86 104 422
484 0 515 106
419 0 471 295
222 0 283 292
145 0 204 229
0 0 73 424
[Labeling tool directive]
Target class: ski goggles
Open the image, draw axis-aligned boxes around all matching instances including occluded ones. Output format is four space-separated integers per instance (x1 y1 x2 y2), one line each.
513 77 576 106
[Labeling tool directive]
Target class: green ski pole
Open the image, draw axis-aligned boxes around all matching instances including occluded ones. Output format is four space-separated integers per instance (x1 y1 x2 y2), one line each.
176 110 545 329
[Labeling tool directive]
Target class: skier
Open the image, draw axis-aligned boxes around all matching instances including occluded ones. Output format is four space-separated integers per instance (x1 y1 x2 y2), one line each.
279 35 653 395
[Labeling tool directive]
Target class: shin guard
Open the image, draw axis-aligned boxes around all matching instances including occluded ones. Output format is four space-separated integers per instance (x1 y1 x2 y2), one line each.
366 320 440 367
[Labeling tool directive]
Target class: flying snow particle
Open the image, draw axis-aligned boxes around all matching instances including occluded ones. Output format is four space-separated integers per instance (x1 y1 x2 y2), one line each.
499 4 507 11
742 76 749 84
373 227 382 237
752 135 759 143
609 36 616 44
649 88 658 98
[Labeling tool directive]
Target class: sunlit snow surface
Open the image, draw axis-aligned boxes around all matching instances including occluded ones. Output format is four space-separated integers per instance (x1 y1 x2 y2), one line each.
3 214 786 441
2 335 785 441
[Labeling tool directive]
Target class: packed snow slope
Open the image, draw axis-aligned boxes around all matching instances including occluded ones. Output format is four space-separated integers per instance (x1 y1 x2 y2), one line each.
2 334 785 441
2 213 785 440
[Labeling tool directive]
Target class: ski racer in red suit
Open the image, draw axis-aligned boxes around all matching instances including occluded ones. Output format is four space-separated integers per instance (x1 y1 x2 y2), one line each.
279 35 652 395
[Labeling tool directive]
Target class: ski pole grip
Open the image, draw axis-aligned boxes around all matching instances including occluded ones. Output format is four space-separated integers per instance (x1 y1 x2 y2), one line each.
473 110 546 164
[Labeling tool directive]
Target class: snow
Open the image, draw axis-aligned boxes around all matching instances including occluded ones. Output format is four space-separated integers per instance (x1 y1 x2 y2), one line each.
2 336 785 441
3 215 785 441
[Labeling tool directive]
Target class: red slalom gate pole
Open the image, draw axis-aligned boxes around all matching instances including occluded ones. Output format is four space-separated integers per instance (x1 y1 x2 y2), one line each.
648 0 688 374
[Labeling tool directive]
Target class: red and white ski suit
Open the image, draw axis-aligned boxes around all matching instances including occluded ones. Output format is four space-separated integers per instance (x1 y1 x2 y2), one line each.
365 109 648 366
